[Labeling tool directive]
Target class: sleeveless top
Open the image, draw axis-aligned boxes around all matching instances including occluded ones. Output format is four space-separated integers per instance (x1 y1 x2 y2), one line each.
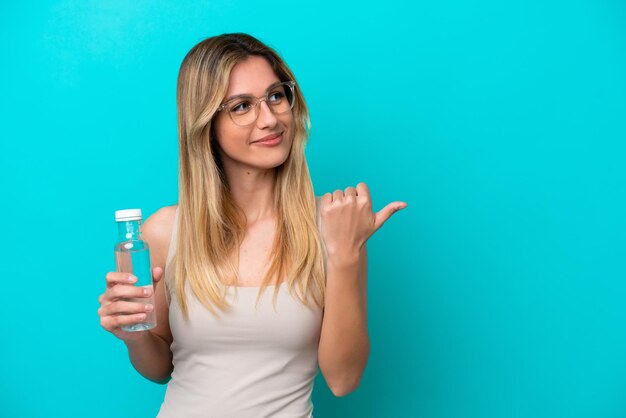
156 200 325 418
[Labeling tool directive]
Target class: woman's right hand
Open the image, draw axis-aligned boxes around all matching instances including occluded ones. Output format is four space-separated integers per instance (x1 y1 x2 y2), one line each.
98 267 163 342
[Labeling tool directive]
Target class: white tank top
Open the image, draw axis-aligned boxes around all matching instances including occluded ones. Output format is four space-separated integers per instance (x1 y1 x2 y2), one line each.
156 202 324 418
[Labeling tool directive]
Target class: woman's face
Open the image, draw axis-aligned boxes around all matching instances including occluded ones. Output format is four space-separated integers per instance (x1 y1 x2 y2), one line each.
212 56 294 173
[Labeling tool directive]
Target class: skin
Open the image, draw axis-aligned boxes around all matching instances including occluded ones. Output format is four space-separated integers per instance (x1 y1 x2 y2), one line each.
97 55 407 394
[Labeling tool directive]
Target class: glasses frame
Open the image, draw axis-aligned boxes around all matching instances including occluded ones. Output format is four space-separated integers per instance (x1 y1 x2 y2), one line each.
216 81 296 127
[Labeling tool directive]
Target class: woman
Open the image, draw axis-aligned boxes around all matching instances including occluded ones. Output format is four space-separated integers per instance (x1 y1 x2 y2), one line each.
98 33 407 417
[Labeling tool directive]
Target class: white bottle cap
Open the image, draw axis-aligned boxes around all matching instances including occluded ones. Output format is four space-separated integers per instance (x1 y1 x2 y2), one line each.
115 209 143 222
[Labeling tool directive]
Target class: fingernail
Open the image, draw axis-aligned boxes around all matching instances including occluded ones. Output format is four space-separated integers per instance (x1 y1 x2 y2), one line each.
145 304 153 312
143 288 149 296
128 275 137 283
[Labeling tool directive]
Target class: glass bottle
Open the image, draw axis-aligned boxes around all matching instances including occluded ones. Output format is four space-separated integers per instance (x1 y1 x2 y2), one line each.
114 208 156 331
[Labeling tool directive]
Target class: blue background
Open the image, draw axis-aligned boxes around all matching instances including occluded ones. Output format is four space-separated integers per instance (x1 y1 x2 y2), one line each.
1 1 625 417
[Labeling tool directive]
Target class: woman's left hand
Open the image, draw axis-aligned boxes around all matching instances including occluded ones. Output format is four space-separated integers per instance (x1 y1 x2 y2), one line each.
319 182 407 258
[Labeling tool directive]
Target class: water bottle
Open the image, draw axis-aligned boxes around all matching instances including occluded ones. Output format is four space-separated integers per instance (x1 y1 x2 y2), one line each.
114 208 156 332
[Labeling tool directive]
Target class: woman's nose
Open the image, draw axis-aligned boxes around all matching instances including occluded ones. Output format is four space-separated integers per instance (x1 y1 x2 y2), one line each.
256 100 278 128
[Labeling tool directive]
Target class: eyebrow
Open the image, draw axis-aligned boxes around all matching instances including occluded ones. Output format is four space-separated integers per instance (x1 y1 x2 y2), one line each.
222 81 282 104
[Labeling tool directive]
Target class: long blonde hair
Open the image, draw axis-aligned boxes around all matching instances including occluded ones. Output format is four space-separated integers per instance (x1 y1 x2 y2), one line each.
167 33 325 320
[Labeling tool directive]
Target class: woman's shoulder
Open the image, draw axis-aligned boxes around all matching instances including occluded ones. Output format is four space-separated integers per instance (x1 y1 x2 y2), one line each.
140 204 178 268
142 205 177 236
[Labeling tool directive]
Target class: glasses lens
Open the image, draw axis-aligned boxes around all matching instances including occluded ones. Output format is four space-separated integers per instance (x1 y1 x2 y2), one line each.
267 83 295 114
228 98 256 126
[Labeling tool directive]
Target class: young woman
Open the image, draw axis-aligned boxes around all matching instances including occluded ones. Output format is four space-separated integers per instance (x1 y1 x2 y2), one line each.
98 33 407 418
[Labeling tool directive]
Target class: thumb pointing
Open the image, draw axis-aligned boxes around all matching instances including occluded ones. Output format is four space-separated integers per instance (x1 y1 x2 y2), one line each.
374 201 408 231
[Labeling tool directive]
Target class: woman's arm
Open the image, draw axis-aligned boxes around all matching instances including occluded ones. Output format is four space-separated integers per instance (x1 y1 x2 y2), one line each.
126 206 176 383
318 244 369 397
316 182 406 397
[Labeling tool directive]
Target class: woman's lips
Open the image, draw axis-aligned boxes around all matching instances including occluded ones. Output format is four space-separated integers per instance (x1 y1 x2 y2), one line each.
253 133 283 147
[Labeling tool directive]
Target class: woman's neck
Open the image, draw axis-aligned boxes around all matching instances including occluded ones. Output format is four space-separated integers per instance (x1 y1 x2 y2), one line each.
225 165 277 224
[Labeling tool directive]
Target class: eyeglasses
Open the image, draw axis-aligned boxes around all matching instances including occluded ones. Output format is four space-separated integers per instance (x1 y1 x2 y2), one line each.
216 81 296 127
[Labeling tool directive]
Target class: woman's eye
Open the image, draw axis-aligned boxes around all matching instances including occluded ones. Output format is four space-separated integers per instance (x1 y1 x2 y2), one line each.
231 101 251 113
268 91 285 103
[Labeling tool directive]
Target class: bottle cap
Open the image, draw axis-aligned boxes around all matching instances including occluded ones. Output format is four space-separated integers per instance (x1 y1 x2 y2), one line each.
115 209 143 222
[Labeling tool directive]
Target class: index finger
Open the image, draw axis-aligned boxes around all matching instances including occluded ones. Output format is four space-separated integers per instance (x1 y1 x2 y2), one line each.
356 182 371 201
105 272 137 288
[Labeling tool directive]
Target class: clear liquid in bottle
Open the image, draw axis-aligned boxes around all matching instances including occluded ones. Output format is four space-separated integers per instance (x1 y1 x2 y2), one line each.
114 209 156 332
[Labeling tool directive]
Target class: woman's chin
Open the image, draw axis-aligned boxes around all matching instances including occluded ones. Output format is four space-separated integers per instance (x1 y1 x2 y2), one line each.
253 149 291 170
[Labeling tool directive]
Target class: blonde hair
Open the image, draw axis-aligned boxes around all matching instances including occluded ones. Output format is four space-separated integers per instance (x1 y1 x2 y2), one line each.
167 33 325 320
